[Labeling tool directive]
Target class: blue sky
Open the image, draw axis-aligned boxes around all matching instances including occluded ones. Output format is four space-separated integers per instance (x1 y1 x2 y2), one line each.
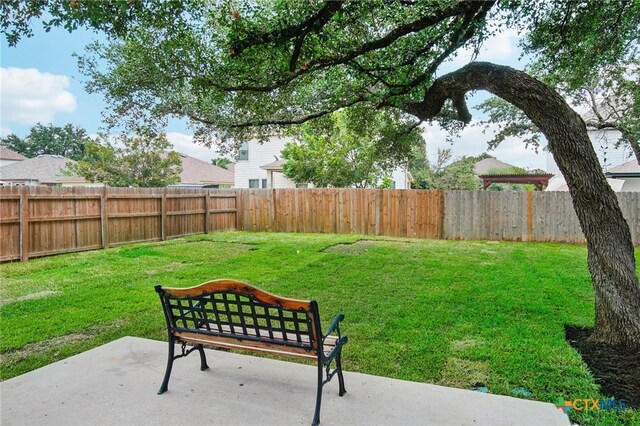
1 25 106 136
1 21 549 170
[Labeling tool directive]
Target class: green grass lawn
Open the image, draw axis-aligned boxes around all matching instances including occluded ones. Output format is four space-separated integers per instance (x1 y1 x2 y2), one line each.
1 232 638 425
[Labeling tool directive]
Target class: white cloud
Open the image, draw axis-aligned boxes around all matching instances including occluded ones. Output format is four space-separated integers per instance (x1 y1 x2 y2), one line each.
421 121 549 171
441 28 523 72
1 126 12 137
1 67 77 125
166 132 228 163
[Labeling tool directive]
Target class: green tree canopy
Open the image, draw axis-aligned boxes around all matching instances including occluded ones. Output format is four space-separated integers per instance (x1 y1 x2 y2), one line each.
2 1 634 145
282 107 421 188
1 123 92 160
70 131 182 187
426 151 494 191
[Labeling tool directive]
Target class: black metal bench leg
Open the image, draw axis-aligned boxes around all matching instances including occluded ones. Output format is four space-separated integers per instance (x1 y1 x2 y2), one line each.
336 351 347 397
158 338 175 395
312 360 323 426
197 344 209 371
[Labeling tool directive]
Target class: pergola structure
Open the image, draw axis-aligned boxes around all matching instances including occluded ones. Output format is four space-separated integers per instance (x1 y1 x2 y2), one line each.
479 173 554 190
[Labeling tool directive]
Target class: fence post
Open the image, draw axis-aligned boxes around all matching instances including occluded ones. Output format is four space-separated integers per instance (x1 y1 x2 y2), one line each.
526 191 533 242
161 188 167 240
101 186 108 248
437 190 444 239
269 189 275 232
234 190 241 231
19 186 29 262
204 190 210 234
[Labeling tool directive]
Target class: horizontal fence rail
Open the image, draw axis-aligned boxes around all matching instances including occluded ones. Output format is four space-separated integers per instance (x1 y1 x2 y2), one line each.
1 187 638 261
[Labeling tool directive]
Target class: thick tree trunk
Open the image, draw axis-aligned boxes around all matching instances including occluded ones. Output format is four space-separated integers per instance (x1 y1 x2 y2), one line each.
407 62 640 348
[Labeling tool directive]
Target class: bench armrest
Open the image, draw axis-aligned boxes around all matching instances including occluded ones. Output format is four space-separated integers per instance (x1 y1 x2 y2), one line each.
323 313 345 339
323 336 348 363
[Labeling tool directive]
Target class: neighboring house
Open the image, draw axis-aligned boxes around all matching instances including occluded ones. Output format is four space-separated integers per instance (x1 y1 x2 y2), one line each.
547 111 635 175
234 136 409 189
473 158 517 175
545 122 638 192
0 154 97 187
168 153 234 189
546 155 640 193
605 160 640 192
0 146 27 167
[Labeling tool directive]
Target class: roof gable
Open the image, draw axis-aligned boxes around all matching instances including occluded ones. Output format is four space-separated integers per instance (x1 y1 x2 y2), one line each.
473 158 516 175
0 146 28 161
178 154 234 185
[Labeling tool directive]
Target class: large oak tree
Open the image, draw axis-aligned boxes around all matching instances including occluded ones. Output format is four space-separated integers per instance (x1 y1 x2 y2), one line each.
2 0 639 348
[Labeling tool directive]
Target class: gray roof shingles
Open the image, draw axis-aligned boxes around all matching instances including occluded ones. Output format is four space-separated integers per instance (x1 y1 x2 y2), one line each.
0 146 28 161
0 155 85 184
177 154 234 185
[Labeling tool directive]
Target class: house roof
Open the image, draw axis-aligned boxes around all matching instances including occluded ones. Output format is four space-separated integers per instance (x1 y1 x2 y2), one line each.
178 154 234 185
0 146 28 161
0 155 85 184
580 101 622 127
473 158 516 175
606 159 640 174
547 176 626 192
260 159 284 171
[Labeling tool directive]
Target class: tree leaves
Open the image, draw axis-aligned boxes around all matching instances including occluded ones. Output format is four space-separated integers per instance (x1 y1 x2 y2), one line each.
1 123 92 161
281 107 422 188
70 132 182 187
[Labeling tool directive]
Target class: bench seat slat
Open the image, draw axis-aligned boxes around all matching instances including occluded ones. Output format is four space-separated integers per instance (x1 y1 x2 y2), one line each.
174 330 338 359
173 329 338 359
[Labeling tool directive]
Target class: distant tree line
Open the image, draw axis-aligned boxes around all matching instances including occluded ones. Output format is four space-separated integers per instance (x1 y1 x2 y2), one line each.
1 123 182 187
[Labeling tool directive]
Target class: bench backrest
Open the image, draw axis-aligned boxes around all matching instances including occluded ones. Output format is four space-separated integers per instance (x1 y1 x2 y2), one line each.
155 279 321 352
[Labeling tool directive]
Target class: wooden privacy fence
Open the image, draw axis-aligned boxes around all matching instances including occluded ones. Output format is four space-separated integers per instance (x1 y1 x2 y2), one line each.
237 189 444 238
0 186 237 262
444 190 639 245
1 187 638 261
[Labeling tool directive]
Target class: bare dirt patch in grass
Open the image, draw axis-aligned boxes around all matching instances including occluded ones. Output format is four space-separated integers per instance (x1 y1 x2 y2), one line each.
322 239 412 254
1 320 126 370
450 338 483 352
1 290 60 306
439 357 490 389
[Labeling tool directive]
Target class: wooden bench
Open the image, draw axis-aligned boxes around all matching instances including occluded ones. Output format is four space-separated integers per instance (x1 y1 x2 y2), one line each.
155 279 348 425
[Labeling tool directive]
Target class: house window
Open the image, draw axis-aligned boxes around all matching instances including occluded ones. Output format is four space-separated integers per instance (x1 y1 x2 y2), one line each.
249 179 260 188
296 183 309 189
238 142 249 161
261 179 267 188
391 181 396 189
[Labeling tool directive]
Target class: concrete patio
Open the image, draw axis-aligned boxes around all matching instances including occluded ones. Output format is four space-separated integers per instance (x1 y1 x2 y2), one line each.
1 336 569 425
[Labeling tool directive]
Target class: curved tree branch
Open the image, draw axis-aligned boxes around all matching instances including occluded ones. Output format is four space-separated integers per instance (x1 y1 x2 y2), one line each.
186 95 368 128
345 1 494 101
404 61 640 347
216 1 486 93
231 0 344 55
